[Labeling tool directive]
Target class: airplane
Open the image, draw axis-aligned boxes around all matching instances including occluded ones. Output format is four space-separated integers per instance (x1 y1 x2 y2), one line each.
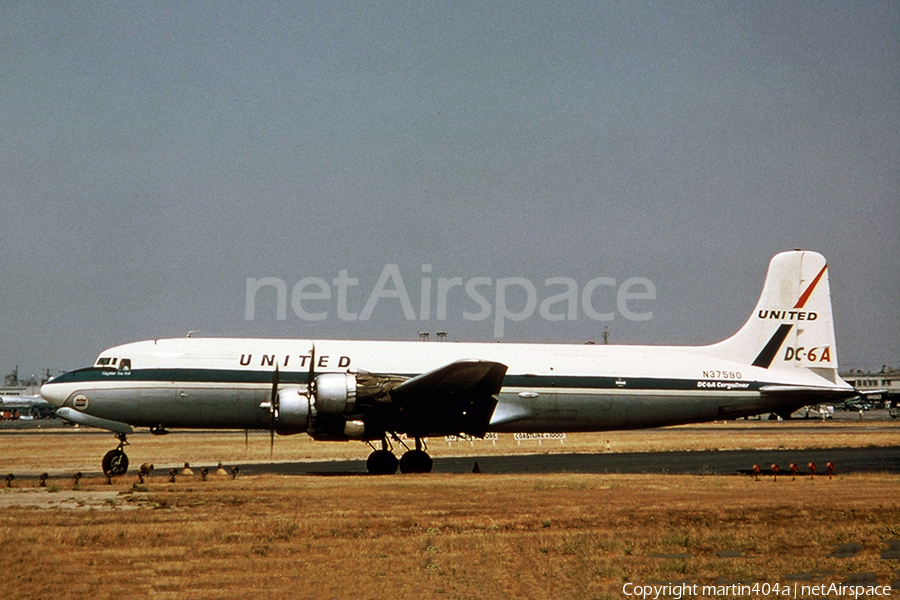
0 395 54 419
40 250 857 475
0 395 53 409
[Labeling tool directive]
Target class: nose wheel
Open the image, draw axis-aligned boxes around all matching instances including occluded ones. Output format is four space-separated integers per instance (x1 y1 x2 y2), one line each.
101 433 129 476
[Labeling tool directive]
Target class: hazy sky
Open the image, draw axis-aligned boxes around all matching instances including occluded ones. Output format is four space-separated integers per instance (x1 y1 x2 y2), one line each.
2 1 897 381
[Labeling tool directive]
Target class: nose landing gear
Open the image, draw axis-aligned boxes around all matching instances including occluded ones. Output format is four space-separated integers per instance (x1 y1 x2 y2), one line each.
101 433 129 476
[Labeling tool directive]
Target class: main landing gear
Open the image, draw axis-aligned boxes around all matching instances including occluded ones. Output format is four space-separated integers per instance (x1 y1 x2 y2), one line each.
101 433 130 476
366 436 433 475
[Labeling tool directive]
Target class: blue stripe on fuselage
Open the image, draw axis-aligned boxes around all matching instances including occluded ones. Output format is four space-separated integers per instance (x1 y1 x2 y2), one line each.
48 367 766 393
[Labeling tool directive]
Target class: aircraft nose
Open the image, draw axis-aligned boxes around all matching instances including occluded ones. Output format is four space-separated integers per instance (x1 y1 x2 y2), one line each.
40 380 68 407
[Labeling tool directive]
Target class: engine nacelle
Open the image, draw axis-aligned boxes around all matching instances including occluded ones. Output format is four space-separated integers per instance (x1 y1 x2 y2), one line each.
274 380 376 438
280 371 404 439
313 373 357 414
276 387 311 430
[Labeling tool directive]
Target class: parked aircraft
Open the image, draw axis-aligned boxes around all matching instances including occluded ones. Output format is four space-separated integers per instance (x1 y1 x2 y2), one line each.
0 395 54 419
0 395 52 409
41 250 856 474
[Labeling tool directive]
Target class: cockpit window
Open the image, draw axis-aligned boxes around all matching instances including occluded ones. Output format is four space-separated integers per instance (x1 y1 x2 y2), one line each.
94 357 131 370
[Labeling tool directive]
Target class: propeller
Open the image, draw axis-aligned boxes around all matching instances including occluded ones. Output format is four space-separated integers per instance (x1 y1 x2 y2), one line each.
268 346 314 458
307 344 316 398
268 365 280 457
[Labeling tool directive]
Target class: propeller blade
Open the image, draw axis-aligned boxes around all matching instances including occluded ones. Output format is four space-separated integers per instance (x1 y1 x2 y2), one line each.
307 344 316 397
269 365 279 457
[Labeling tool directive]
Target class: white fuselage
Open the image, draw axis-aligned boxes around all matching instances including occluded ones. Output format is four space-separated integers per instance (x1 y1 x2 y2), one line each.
40 336 847 436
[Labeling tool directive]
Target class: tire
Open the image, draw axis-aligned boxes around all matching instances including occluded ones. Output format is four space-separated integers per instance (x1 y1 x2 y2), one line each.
399 450 433 474
102 449 129 476
366 450 398 475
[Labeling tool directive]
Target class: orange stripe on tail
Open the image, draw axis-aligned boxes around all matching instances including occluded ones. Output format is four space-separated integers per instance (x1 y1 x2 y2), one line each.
794 264 827 309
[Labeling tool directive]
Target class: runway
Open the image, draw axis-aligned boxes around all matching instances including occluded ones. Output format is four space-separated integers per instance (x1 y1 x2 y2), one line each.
238 446 900 476
1 418 897 478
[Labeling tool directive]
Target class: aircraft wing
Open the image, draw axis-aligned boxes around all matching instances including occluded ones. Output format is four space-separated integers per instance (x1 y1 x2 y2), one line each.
389 359 508 438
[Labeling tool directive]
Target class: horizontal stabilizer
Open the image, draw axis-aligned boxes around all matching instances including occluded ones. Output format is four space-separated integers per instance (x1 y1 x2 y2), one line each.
759 385 858 404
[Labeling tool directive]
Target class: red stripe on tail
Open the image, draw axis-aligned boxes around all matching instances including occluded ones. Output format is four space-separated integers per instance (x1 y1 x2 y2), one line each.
794 264 827 309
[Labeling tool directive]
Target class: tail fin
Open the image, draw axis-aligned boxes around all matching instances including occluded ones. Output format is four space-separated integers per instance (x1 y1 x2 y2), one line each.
706 250 840 379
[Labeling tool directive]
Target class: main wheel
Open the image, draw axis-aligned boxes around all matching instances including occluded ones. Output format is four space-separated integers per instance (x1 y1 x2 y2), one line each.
366 449 398 475
399 449 433 474
102 449 129 476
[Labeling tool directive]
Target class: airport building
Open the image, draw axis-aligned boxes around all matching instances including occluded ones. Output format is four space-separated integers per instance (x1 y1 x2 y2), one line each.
840 365 899 393
840 365 899 409
2 367 46 397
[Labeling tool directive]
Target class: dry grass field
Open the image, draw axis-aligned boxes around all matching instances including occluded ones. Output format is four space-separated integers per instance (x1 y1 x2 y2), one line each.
1 421 898 600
